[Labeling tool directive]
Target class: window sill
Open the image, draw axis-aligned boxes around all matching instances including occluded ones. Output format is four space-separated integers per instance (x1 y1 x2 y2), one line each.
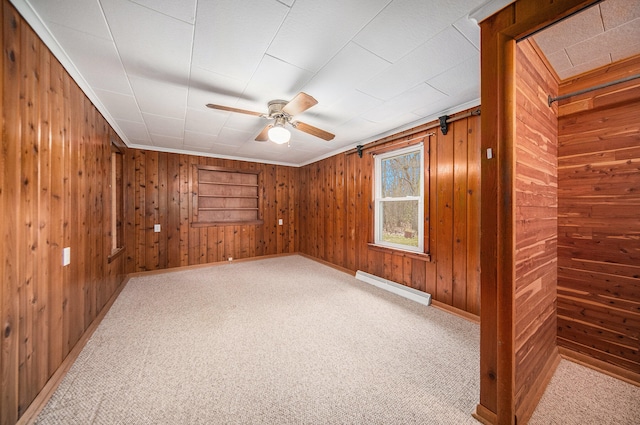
191 220 264 228
107 246 125 263
368 243 431 262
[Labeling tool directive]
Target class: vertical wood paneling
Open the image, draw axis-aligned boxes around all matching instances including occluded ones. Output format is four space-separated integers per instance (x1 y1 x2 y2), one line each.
1 1 127 421
557 55 640 380
297 110 481 314
123 150 299 272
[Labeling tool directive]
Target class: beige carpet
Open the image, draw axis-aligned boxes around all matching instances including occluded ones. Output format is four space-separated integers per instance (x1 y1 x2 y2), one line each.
35 255 639 424
35 255 480 424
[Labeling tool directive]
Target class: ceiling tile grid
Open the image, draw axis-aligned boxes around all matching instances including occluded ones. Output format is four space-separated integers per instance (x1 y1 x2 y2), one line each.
17 0 637 166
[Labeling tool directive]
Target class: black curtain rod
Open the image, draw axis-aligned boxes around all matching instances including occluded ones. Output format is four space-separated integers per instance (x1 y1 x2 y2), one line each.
548 73 640 106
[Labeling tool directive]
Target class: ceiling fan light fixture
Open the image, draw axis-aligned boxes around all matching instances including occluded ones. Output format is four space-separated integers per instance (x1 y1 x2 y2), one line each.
268 118 290 144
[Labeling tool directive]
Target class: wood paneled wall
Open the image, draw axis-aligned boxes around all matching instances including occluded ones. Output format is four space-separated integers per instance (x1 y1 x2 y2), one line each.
513 40 559 423
557 54 640 380
297 109 481 315
124 150 297 272
0 2 126 423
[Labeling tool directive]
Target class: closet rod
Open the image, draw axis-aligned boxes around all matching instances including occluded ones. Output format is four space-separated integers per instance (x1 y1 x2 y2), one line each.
547 73 640 106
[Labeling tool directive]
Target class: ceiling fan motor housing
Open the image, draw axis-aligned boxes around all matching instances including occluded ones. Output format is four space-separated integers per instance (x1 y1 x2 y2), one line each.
267 100 289 119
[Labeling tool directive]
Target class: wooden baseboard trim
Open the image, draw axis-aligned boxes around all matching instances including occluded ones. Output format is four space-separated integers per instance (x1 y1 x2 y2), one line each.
127 252 299 278
431 300 480 324
473 403 497 425
17 277 130 425
558 347 640 387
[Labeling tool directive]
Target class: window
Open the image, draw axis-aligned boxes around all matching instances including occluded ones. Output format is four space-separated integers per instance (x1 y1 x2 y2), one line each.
374 144 424 253
191 165 263 226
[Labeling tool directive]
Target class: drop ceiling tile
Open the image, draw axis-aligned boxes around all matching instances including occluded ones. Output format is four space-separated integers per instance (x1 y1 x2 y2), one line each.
543 49 573 73
186 67 249 109
129 77 187 119
362 83 448 123
358 27 478 101
565 18 640 66
267 0 390 73
185 108 227 136
453 16 481 49
130 0 197 24
116 119 150 141
600 0 640 30
150 134 184 148
611 40 640 62
142 113 185 138
93 89 143 122
301 43 390 106
533 5 604 55
427 53 479 97
100 0 193 78
557 54 612 80
27 0 112 40
46 22 130 94
184 130 218 148
192 0 289 81
353 0 483 62
218 126 261 145
241 55 315 103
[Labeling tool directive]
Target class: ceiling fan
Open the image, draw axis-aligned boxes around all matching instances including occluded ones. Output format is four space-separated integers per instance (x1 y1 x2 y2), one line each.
206 92 335 144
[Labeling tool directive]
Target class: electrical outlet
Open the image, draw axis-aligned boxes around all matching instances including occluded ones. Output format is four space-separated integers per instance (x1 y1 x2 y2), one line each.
278 219 283 225
62 247 71 266
154 224 161 232
228 257 233 262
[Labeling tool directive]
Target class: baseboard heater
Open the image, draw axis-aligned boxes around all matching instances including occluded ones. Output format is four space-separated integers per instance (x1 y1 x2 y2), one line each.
355 270 432 307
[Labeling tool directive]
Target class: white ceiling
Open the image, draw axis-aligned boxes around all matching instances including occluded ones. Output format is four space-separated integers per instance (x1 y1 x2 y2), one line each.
12 0 637 166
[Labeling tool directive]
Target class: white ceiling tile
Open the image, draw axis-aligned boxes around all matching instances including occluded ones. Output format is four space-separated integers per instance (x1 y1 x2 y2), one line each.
101 0 193 79
116 119 150 141
302 43 390 106
28 0 112 40
150 134 185 148
241 55 315 103
129 77 188 118
46 22 130 94
267 0 390 72
358 27 478 101
192 0 289 81
362 83 448 123
186 66 249 109
94 89 143 122
353 0 483 62
184 130 218 148
453 16 481 50
185 108 227 136
427 53 479 97
130 0 197 24
142 113 185 138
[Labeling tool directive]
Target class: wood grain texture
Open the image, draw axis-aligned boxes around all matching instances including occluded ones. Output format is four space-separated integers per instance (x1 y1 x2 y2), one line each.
557 54 640 379
296 110 481 313
124 151 297 272
513 39 560 424
0 1 127 422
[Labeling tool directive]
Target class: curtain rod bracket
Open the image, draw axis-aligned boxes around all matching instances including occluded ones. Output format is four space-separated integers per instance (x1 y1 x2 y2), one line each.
439 115 449 135
356 145 364 158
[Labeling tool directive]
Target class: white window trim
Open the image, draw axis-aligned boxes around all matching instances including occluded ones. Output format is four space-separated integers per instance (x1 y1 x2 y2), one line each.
374 143 424 253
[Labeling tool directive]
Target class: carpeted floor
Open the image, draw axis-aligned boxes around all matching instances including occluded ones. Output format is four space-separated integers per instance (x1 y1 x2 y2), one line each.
34 255 639 424
35 256 480 424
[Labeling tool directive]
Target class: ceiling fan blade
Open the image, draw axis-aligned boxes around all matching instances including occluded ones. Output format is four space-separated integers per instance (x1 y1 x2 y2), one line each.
282 92 318 116
206 103 263 117
292 121 335 141
255 124 272 142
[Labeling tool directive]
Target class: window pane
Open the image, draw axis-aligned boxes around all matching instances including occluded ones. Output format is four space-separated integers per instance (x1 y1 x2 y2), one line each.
380 200 419 247
381 150 421 198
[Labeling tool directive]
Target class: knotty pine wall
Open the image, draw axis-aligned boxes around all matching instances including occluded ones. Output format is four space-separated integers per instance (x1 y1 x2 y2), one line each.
557 54 640 380
1 2 126 423
513 40 560 423
123 150 297 272
297 109 481 315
